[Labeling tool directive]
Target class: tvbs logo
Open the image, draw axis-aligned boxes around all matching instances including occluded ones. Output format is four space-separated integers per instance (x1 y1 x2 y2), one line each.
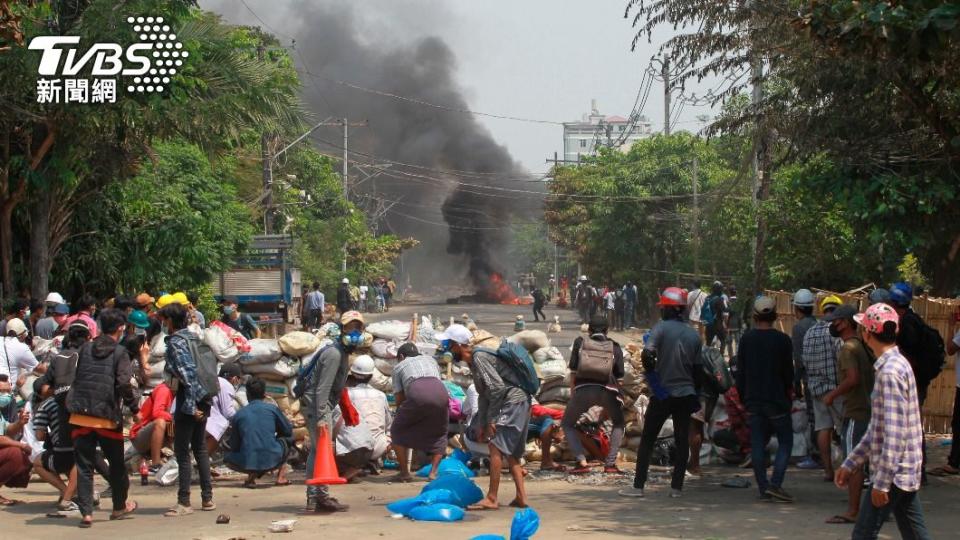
28 16 188 104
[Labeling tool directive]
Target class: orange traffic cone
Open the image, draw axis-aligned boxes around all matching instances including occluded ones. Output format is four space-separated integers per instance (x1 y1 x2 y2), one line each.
306 424 346 486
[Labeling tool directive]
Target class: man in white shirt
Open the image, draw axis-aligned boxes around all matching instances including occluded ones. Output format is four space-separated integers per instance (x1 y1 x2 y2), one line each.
344 356 391 462
0 319 39 387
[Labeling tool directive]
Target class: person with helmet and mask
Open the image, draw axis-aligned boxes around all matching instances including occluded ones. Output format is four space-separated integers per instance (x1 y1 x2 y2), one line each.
889 281 944 485
790 288 819 470
835 303 930 539
737 296 795 502
440 323 532 510
300 310 366 513
802 294 844 481
620 287 703 499
344 355 391 467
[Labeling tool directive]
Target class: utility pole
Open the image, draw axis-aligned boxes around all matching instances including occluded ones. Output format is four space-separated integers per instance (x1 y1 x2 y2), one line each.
337 118 368 275
257 41 275 234
750 56 771 294
692 156 700 278
663 57 671 135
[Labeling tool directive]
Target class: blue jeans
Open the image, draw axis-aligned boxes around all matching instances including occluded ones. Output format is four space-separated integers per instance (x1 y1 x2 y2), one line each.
748 408 793 494
852 485 930 539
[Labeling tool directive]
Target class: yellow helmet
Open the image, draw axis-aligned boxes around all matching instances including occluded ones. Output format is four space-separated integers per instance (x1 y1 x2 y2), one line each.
820 294 843 312
171 292 189 305
155 294 175 309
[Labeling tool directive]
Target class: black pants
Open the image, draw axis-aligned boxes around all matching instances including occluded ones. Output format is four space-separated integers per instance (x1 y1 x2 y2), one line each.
74 430 128 517
174 412 213 506
705 325 726 349
633 395 696 490
950 387 960 469
533 303 545 321
918 385 928 479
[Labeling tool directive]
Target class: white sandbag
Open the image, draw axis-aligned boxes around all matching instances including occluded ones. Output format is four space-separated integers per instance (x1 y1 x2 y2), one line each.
318 322 341 339
371 339 399 359
242 358 298 380
375 357 398 376
370 368 393 394
242 339 283 364
366 320 411 341
202 325 239 363
415 342 438 357
149 333 167 360
507 330 549 352
279 331 322 357
538 359 567 380
418 315 438 344
32 336 59 360
532 346 563 364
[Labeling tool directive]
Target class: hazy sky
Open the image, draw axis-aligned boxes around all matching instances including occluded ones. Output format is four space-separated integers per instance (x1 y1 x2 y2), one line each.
201 0 718 174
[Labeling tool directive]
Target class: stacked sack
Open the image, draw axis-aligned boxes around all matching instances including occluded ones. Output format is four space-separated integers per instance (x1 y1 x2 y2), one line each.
144 333 168 389
509 330 569 408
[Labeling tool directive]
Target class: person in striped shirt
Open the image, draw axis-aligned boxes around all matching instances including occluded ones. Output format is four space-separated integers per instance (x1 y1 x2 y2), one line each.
835 303 930 540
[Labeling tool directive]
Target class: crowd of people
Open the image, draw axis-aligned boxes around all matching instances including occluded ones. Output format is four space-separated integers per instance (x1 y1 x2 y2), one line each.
302 277 398 329
0 278 954 540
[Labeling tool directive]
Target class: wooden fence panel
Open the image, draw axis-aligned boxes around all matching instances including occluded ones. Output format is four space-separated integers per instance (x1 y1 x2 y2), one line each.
764 290 959 434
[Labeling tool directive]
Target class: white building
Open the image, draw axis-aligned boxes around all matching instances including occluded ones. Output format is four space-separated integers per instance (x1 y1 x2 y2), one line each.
562 99 652 163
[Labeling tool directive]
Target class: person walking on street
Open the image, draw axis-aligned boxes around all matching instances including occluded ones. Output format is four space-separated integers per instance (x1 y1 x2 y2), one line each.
531 287 547 322
160 303 216 517
303 282 325 330
821 305 875 524
65 308 139 527
835 303 930 540
562 316 626 475
620 287 703 499
702 281 729 349
336 279 353 316
623 281 637 329
736 296 795 503
802 295 844 481
791 288 819 470
725 287 742 358
300 310 367 513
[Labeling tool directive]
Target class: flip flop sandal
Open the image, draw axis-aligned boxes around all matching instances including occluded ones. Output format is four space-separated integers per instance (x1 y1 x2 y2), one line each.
467 503 500 511
929 467 959 477
79 520 93 528
164 505 194 517
540 465 568 472
569 466 593 475
826 515 856 524
110 501 138 520
274 480 292 487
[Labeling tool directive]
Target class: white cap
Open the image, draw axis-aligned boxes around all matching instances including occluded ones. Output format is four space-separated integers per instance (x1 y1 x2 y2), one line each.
6 318 27 337
342 278 350 284
350 355 375 376
436 323 472 345
579 275 587 281
45 292 65 305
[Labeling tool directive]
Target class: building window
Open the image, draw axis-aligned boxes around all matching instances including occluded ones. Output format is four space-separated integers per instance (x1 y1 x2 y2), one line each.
580 139 587 148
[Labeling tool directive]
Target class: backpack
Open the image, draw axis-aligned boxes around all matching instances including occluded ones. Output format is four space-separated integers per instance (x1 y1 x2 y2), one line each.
181 333 220 402
700 295 718 326
477 340 540 396
699 345 733 395
916 321 946 385
293 343 339 400
576 337 615 383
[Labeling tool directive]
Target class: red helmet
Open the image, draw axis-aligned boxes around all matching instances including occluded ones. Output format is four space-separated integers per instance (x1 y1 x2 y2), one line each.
658 287 687 307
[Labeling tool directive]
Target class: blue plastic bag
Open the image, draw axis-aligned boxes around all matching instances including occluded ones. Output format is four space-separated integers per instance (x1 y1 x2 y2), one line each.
421 474 484 507
408 503 465 522
386 489 457 516
510 508 540 540
451 448 471 463
470 536 505 540
415 457 476 478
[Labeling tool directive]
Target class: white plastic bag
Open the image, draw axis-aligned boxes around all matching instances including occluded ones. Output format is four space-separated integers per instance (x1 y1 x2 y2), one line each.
366 320 411 341
242 339 283 364
532 346 563 364
538 359 567 380
507 330 549 352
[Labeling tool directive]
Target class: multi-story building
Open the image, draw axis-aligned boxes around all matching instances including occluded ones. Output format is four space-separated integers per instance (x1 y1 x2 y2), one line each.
562 99 652 163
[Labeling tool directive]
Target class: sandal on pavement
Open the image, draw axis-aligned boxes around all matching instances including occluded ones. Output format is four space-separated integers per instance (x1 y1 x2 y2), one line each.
109 501 138 520
826 514 856 524
201 501 217 511
540 464 568 473
569 465 592 475
164 504 194 517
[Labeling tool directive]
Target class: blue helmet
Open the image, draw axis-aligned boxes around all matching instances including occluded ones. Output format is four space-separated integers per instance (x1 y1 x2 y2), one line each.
889 282 913 307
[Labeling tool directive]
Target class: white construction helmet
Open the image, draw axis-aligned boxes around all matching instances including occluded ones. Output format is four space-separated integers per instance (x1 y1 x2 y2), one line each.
45 292 65 305
579 275 588 281
792 288 815 308
342 278 349 284
350 355 376 376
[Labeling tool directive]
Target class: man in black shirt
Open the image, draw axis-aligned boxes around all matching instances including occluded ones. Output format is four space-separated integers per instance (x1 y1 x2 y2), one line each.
736 296 795 503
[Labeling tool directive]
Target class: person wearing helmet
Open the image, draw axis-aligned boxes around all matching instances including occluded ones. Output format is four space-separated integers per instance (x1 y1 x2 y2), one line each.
790 289 819 469
736 296 795 502
620 287 703 499
801 294 844 481
300 310 367 513
889 281 943 485
868 288 891 306
223 378 293 489
345 355 391 468
574 277 594 324
219 298 260 340
336 278 353 316
390 343 449 483
836 303 929 539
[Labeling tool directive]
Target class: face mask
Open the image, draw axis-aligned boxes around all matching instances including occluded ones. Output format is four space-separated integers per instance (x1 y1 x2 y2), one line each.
829 323 842 338
223 306 236 315
0 393 12 408
341 330 363 347
23 309 30 319
440 339 452 353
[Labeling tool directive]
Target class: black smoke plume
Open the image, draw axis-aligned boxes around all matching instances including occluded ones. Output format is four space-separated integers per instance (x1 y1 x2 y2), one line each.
204 1 539 297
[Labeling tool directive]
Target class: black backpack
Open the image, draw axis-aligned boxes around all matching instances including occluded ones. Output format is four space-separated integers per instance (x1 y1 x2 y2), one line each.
179 333 220 402
917 322 946 385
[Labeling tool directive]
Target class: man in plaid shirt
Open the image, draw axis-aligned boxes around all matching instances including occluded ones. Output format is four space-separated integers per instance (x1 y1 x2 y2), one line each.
802 295 843 480
836 303 929 540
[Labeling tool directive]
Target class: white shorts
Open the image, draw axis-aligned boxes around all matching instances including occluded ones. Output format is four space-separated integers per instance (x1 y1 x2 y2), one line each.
812 397 844 432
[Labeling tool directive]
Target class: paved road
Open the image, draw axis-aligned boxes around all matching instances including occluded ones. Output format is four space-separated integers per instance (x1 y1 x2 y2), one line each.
3 302 959 539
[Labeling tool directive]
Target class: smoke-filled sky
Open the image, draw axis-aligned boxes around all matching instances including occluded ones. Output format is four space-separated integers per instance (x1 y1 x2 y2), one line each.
199 0 717 290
